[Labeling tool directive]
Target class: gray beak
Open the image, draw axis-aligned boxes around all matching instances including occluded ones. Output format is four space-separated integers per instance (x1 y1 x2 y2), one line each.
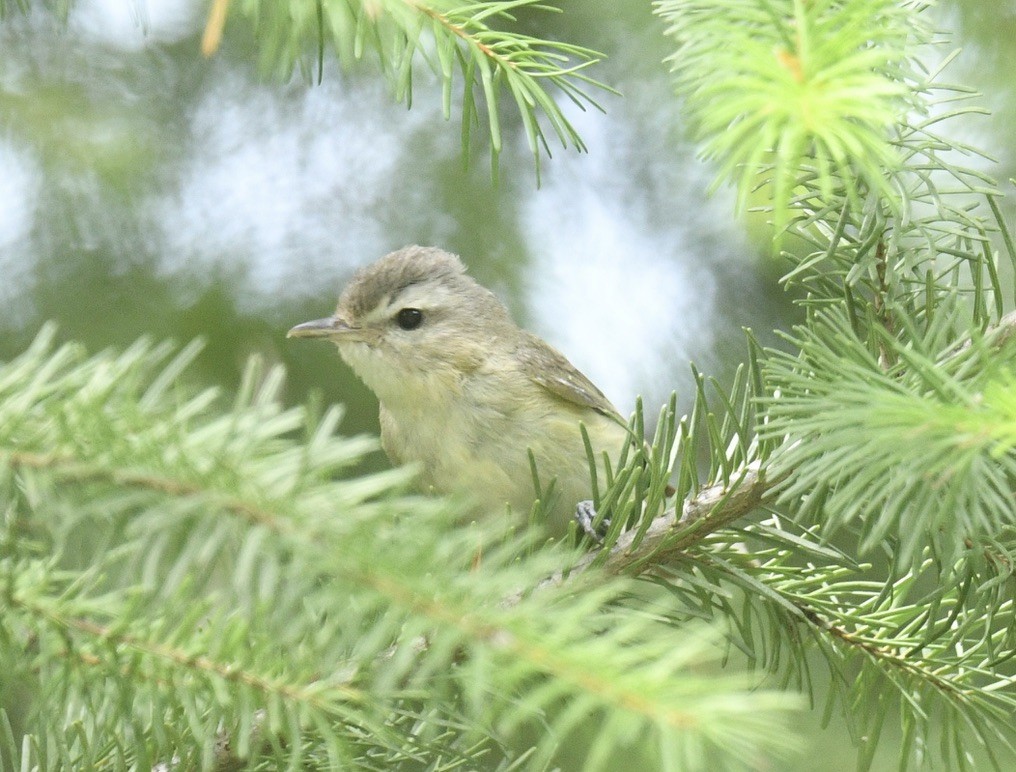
287 316 357 339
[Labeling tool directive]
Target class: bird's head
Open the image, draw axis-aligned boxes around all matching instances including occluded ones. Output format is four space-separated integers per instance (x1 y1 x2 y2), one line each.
288 246 516 403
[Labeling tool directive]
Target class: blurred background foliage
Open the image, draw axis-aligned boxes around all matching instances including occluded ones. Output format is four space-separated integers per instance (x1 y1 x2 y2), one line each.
1 0 1015 769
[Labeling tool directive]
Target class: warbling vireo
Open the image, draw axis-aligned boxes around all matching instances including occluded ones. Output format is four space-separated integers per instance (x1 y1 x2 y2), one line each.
287 245 633 532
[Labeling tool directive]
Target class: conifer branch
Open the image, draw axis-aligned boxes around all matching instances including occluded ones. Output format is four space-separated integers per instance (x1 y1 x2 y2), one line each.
0 329 806 770
201 0 613 176
536 460 784 593
9 589 365 709
4 1 1016 768
2 450 283 528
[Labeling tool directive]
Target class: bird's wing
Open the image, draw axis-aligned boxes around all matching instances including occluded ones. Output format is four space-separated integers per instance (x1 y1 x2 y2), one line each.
518 335 675 498
516 333 623 420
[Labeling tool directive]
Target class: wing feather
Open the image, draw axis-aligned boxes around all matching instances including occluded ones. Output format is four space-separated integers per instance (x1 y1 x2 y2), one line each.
515 333 622 420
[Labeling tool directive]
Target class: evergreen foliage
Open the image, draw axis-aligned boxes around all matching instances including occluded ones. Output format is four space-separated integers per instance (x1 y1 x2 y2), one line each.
1 329 801 770
209 0 613 179
657 0 928 228
2 1 1016 770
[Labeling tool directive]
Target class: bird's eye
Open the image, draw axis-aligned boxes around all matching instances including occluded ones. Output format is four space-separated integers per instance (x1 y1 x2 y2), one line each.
395 308 423 330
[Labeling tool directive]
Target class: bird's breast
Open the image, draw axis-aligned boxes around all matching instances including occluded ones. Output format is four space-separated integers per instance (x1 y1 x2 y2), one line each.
377 370 629 531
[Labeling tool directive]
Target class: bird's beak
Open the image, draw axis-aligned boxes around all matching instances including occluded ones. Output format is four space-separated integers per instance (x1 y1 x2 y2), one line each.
287 316 359 340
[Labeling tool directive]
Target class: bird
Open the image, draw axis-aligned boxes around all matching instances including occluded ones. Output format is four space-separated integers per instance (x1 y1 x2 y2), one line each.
287 245 634 534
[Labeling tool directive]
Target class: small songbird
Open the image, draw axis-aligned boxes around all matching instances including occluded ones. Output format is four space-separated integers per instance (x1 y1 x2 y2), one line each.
287 245 633 532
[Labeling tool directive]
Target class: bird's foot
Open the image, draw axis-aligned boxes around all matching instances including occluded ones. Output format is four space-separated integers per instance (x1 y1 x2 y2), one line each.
575 500 610 544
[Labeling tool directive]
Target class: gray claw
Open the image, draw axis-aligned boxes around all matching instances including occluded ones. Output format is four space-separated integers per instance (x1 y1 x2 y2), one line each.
575 500 609 543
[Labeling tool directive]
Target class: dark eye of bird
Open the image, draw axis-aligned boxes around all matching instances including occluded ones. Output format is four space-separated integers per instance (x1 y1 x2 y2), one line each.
395 308 423 330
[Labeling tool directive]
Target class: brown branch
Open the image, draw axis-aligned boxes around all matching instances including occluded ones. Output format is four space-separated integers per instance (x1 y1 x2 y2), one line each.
793 603 965 697
530 459 784 595
14 592 364 707
991 309 1016 346
413 3 509 66
958 308 1016 353
610 459 782 575
3 450 283 528
201 0 230 57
